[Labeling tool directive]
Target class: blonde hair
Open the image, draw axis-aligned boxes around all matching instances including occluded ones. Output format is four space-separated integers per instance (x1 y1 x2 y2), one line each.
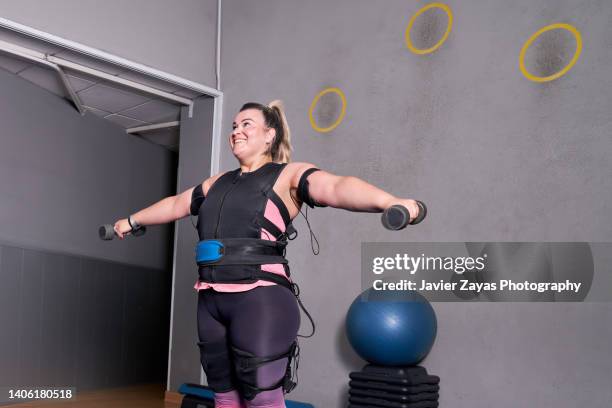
267 100 292 163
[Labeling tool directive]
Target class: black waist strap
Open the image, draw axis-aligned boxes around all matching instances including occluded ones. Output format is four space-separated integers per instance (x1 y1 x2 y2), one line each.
196 238 287 267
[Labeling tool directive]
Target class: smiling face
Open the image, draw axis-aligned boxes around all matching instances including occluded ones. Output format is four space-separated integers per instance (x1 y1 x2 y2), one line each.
230 108 276 162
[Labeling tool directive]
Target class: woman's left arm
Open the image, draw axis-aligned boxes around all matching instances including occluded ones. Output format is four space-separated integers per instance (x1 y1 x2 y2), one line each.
290 163 421 222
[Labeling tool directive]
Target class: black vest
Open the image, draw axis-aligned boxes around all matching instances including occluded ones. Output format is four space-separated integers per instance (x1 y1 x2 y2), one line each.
194 162 294 285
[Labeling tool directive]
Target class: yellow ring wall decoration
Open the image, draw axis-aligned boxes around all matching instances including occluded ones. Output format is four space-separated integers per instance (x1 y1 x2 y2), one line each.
309 87 347 133
519 23 583 83
405 3 453 55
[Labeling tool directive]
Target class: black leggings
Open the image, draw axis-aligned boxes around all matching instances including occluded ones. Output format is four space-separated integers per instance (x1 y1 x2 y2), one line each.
197 285 300 400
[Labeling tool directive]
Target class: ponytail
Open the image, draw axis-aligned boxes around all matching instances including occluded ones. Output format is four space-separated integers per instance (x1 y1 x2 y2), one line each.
267 100 292 163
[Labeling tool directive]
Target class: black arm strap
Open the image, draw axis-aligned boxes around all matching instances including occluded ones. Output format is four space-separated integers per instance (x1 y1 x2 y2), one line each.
190 183 205 216
297 168 327 208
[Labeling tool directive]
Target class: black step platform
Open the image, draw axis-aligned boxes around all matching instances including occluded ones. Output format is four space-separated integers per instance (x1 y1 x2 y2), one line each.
349 380 439 394
347 365 440 408
349 388 439 402
347 401 439 408
362 365 428 377
349 371 440 385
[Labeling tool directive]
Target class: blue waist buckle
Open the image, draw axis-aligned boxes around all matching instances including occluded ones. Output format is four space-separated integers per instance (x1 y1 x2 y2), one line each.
195 240 225 263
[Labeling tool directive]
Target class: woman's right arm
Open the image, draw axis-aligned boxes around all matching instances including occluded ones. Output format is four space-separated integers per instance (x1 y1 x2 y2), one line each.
113 172 227 239
113 183 200 239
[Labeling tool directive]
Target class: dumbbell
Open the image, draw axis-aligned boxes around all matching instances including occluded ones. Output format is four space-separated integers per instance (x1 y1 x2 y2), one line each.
381 201 427 230
98 224 146 240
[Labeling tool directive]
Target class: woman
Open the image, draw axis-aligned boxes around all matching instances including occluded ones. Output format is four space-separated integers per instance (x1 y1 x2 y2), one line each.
113 100 421 408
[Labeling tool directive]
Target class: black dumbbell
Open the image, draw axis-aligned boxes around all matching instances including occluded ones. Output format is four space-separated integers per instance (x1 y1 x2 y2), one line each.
99 224 146 240
381 201 427 230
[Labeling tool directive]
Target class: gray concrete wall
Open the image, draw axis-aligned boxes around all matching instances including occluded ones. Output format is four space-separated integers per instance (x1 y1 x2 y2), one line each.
219 0 612 406
0 67 175 395
167 97 215 391
0 0 218 86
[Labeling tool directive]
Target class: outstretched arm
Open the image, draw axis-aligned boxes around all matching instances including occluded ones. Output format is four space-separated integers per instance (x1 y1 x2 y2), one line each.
291 163 421 222
113 171 227 238
112 186 196 239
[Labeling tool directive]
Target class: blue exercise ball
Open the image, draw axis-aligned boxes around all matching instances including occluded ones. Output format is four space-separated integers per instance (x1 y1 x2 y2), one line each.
345 288 437 366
